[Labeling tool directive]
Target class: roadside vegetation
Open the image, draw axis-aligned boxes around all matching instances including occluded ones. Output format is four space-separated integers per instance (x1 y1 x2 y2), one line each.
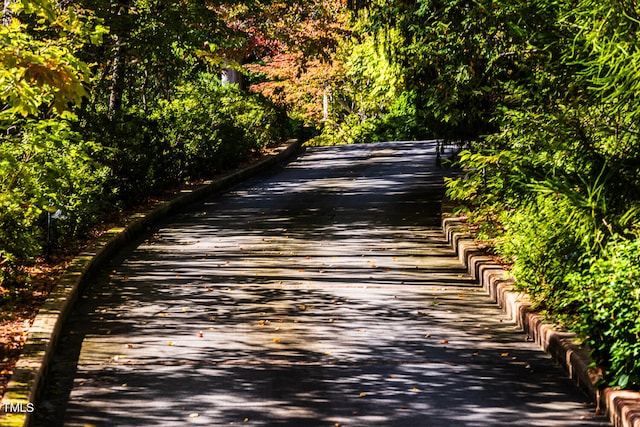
0 0 340 389
335 0 640 389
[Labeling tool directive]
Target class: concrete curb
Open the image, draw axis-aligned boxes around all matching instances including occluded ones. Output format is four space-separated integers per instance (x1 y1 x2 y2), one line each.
0 140 301 426
442 216 640 427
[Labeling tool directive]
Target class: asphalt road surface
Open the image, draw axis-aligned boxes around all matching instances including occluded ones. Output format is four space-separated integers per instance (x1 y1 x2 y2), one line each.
34 141 608 426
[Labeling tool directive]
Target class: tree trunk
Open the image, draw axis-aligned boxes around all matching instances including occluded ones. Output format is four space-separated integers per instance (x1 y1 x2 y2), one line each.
3 0 13 26
108 1 129 117
221 67 243 87
108 36 125 114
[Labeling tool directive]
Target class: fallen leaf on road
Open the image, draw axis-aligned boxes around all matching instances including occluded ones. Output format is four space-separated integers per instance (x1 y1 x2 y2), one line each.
359 392 366 397
272 337 281 343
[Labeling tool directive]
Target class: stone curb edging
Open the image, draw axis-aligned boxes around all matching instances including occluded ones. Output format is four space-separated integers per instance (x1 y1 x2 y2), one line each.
0 140 302 426
442 216 640 427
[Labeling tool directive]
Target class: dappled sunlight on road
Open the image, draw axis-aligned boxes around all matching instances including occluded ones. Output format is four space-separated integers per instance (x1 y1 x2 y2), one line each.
34 141 606 427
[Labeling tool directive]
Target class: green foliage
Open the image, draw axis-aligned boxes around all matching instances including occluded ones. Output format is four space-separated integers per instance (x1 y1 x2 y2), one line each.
1 0 108 286
149 76 285 181
499 195 586 312
79 74 287 208
0 0 107 118
567 238 640 389
315 28 426 144
0 118 109 283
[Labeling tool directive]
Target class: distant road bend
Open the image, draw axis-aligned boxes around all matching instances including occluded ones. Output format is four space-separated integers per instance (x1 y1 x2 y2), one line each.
35 141 607 426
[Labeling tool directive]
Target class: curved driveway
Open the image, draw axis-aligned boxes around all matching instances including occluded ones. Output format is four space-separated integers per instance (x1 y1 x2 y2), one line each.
35 141 607 426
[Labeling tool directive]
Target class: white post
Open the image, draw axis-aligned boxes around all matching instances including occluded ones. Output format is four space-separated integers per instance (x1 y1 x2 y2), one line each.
323 90 330 121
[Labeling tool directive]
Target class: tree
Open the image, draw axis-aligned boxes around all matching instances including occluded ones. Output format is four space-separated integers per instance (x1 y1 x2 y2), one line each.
1 0 106 118
1 0 108 285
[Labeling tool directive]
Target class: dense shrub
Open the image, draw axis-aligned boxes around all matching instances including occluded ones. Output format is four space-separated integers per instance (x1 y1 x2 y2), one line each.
0 118 109 285
2 71 288 290
567 238 640 388
498 195 585 314
79 75 287 209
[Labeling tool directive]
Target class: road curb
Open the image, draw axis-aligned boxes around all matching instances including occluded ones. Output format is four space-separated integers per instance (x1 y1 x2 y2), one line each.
442 216 640 427
0 140 301 426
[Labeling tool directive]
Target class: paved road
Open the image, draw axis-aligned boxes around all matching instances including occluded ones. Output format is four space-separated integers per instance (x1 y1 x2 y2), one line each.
35 141 607 426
